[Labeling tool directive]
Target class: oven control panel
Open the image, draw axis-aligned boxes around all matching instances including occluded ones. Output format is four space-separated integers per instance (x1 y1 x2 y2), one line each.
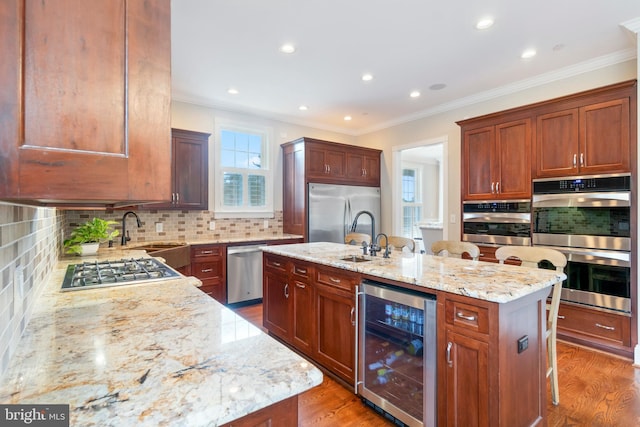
533 174 631 194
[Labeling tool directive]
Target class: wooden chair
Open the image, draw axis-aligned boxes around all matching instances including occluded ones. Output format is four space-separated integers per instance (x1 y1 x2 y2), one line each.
387 236 416 253
344 232 371 245
495 245 567 406
431 240 480 261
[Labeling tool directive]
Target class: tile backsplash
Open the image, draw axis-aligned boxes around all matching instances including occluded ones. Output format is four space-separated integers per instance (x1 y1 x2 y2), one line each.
62 210 286 248
0 203 60 378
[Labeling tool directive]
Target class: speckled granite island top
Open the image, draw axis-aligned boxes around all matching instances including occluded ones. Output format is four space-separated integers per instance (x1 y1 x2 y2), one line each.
262 242 566 303
0 256 322 426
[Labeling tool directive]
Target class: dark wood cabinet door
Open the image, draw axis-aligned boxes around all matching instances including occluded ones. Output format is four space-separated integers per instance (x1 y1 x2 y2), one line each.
495 119 531 199
282 142 306 236
0 0 171 205
579 98 630 175
314 283 355 385
172 129 209 209
535 109 580 177
363 153 381 186
191 244 226 304
462 126 495 200
346 151 381 186
445 330 489 427
292 278 314 356
306 143 346 181
263 270 291 342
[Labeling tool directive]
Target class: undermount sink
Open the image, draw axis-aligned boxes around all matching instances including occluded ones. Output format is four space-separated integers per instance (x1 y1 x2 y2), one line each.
133 243 189 269
340 255 371 263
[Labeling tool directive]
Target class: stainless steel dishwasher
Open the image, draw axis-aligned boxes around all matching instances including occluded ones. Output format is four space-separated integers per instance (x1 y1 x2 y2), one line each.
227 245 264 305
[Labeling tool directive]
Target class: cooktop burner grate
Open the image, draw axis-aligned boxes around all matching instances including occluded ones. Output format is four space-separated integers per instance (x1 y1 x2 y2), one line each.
61 257 180 291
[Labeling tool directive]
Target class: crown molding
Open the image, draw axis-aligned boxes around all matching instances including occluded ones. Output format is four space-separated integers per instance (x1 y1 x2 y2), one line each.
622 17 640 34
356 48 637 136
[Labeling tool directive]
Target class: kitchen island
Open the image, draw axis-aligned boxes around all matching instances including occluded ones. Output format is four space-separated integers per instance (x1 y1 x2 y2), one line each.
0 252 322 426
261 242 566 427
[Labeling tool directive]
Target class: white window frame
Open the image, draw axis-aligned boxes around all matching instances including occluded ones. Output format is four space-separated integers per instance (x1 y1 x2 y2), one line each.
213 118 274 219
401 163 424 238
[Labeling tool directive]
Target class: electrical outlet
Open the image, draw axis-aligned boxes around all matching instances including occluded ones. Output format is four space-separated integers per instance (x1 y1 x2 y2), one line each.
13 266 25 316
517 336 529 353
209 221 216 231
263 220 269 229
155 222 163 233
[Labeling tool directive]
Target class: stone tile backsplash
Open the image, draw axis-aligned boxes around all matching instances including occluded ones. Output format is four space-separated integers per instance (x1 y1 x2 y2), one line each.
62 210 285 247
0 203 60 378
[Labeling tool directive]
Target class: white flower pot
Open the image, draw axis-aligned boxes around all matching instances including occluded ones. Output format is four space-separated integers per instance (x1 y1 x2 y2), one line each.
80 242 100 256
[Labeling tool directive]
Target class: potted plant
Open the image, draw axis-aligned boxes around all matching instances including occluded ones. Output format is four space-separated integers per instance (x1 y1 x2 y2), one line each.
64 218 120 256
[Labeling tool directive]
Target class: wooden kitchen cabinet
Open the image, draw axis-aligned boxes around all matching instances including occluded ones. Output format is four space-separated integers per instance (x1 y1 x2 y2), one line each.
461 118 532 200
191 244 226 303
148 129 210 210
291 262 314 356
0 0 171 207
535 94 632 177
313 265 359 385
282 137 382 238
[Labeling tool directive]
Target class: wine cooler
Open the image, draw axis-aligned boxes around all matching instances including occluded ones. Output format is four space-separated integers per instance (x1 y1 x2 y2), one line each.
356 279 437 427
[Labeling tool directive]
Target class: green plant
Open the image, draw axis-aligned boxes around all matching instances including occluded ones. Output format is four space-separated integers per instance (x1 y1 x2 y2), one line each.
63 218 120 255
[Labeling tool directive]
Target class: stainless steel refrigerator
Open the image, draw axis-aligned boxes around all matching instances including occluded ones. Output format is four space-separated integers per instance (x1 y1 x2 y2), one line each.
308 183 381 243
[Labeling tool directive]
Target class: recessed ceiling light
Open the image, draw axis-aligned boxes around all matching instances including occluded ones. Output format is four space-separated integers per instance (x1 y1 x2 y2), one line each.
476 17 494 30
299 105 308 111
362 73 373 82
344 115 352 121
280 43 296 54
410 91 421 98
521 48 537 59
227 88 239 95
429 83 447 91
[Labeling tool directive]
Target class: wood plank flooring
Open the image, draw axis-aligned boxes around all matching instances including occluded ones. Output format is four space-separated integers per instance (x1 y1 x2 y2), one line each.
233 303 640 426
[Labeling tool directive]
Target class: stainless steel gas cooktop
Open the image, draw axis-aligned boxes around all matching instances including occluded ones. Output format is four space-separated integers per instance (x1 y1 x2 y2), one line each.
61 257 180 291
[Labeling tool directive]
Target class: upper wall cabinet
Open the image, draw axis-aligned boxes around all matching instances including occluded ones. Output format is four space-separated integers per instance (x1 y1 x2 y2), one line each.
0 0 171 207
147 129 210 210
535 85 634 178
460 117 532 201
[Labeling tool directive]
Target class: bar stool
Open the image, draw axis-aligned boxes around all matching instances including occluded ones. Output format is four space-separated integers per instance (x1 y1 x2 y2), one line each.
431 240 480 260
495 245 567 405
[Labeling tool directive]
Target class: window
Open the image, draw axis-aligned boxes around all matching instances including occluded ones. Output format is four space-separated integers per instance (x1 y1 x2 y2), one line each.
401 168 422 237
214 121 273 218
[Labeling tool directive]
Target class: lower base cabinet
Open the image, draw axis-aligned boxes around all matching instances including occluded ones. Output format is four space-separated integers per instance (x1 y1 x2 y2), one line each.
263 253 358 385
220 394 298 427
191 244 226 303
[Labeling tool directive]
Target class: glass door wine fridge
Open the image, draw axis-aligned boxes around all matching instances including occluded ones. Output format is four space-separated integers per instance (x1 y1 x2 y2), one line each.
356 279 437 427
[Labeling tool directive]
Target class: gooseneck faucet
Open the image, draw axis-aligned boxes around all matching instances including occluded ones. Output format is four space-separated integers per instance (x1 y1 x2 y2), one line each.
121 211 142 246
375 233 390 258
350 210 376 245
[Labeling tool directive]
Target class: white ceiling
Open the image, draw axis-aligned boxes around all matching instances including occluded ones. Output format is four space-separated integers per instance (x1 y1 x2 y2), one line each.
171 1 640 136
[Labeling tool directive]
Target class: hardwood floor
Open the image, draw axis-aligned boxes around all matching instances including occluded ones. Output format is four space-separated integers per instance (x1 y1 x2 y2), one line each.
233 303 640 426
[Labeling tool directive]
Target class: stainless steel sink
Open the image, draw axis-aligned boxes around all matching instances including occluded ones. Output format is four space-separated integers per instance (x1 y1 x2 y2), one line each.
340 255 371 263
134 243 190 269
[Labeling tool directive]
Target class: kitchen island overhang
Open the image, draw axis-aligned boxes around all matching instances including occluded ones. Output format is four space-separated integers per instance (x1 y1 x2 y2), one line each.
0 254 322 426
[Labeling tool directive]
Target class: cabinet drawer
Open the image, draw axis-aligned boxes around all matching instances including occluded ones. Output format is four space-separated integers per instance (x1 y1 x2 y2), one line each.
445 299 490 335
315 267 358 291
193 261 224 280
557 303 630 346
264 255 289 273
192 245 224 259
292 262 312 280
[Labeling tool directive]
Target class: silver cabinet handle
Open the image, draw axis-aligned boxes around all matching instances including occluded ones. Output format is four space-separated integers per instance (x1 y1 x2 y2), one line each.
272 261 281 267
580 153 584 167
284 283 289 299
201 268 213 273
171 193 175 204
496 182 500 194
329 277 341 284
201 250 214 254
573 154 577 167
491 182 495 194
175 193 180 203
350 307 355 326
595 323 615 331
295 283 306 289
295 267 307 274
446 342 453 367
558 315 565 319
456 311 477 322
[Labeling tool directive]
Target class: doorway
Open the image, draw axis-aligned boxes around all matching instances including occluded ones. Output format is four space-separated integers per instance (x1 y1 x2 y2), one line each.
392 138 446 253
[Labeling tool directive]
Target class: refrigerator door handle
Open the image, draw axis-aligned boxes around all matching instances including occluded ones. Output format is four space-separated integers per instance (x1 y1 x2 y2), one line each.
345 199 351 237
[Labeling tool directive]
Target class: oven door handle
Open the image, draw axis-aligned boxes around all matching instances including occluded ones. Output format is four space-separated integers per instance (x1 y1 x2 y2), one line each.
532 191 630 208
463 213 531 223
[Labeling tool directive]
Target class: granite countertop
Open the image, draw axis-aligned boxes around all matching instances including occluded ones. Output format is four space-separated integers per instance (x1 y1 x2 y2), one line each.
262 242 566 303
0 254 322 426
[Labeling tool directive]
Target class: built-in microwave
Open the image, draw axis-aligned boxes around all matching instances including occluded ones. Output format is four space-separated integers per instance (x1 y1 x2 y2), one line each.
463 200 531 246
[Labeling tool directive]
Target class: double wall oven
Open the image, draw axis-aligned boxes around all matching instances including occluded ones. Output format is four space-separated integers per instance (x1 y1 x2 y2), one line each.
532 174 632 314
463 200 531 246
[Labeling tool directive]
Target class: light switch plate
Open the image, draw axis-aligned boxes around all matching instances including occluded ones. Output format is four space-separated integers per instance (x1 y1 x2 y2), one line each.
263 220 269 229
155 222 163 233
209 221 216 231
